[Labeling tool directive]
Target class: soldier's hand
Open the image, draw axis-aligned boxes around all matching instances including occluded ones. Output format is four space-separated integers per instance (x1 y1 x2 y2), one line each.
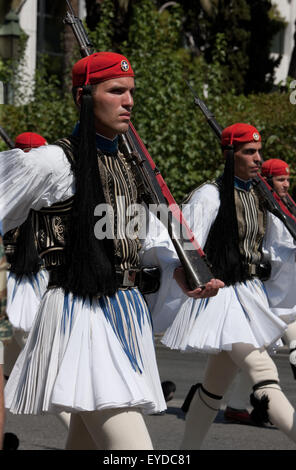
173 267 224 299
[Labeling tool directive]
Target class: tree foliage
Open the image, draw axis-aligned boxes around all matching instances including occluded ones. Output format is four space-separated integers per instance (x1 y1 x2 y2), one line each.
0 56 77 150
87 0 285 95
177 0 285 95
0 0 295 202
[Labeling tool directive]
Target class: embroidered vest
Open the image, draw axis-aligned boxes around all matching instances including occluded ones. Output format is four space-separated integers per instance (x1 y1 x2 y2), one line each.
32 137 143 272
203 179 267 266
234 186 266 265
196 179 268 285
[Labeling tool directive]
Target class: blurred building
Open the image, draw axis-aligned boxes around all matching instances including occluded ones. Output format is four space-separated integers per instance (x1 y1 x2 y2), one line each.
0 0 86 103
272 0 296 84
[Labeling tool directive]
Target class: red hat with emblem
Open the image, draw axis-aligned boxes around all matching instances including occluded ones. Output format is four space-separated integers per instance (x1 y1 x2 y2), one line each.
72 52 134 87
15 132 47 152
261 158 290 177
221 123 261 147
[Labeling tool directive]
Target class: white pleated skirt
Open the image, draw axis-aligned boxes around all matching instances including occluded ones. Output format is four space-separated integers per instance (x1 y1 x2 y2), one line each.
6 270 49 332
162 278 287 354
5 287 166 416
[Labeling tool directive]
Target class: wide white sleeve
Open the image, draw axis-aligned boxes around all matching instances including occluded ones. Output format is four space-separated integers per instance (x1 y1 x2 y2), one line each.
263 212 296 309
0 145 75 233
181 183 220 249
141 184 220 333
140 209 182 333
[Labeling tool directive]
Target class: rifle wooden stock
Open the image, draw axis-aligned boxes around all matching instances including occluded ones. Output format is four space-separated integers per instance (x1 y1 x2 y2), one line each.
64 1 213 289
125 125 213 289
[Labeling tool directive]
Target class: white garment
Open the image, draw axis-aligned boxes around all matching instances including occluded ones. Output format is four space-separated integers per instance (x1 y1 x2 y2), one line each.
6 270 49 332
262 212 296 334
0 146 75 234
140 209 181 333
6 287 165 415
152 183 288 351
4 269 49 381
263 212 296 310
0 146 168 416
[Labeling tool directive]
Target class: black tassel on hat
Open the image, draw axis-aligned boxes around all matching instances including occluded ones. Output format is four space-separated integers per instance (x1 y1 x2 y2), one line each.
204 147 246 286
60 84 116 298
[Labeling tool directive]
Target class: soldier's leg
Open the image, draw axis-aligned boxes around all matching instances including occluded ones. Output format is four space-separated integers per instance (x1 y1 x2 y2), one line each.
180 351 239 449
65 413 98 450
80 407 153 450
229 343 296 442
226 371 252 410
282 321 296 379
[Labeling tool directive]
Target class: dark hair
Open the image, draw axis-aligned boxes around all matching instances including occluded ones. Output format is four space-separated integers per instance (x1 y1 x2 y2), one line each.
72 84 100 105
7 213 41 276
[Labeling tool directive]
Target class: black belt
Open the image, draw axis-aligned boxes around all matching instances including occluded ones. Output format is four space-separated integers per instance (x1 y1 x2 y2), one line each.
115 266 160 295
244 262 271 281
48 266 161 295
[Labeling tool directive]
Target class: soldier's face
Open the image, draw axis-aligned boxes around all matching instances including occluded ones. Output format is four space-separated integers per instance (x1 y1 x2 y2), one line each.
91 77 135 139
272 175 290 198
234 142 262 180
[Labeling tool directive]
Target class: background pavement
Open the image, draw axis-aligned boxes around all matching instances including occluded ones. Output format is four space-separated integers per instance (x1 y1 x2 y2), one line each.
3 338 296 451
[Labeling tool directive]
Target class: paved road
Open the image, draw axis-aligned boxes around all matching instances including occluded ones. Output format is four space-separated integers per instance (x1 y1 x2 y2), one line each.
3 339 296 451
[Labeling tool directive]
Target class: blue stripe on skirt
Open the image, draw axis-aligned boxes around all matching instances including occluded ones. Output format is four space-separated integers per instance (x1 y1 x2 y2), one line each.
61 288 152 374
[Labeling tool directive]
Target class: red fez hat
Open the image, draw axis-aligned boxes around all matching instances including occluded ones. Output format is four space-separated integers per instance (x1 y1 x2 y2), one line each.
15 132 47 152
72 52 134 87
261 158 290 177
221 123 261 147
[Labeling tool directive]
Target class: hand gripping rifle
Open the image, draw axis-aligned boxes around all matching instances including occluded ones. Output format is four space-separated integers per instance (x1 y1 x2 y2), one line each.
186 81 296 241
0 125 14 149
63 0 213 289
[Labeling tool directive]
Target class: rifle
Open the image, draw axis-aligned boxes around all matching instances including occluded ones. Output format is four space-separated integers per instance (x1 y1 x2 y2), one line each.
63 1 213 289
252 174 296 240
64 0 94 57
0 125 14 149
186 81 223 140
186 82 296 241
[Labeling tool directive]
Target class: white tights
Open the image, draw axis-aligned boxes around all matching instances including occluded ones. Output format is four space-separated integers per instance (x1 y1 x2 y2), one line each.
227 320 296 410
181 343 296 449
65 407 153 450
283 320 296 349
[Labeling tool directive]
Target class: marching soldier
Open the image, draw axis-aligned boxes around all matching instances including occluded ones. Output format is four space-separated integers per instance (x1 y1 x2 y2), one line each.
157 124 296 448
0 52 221 450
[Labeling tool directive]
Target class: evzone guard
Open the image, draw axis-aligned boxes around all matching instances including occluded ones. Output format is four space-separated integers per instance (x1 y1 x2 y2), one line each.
148 123 296 448
0 52 221 450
